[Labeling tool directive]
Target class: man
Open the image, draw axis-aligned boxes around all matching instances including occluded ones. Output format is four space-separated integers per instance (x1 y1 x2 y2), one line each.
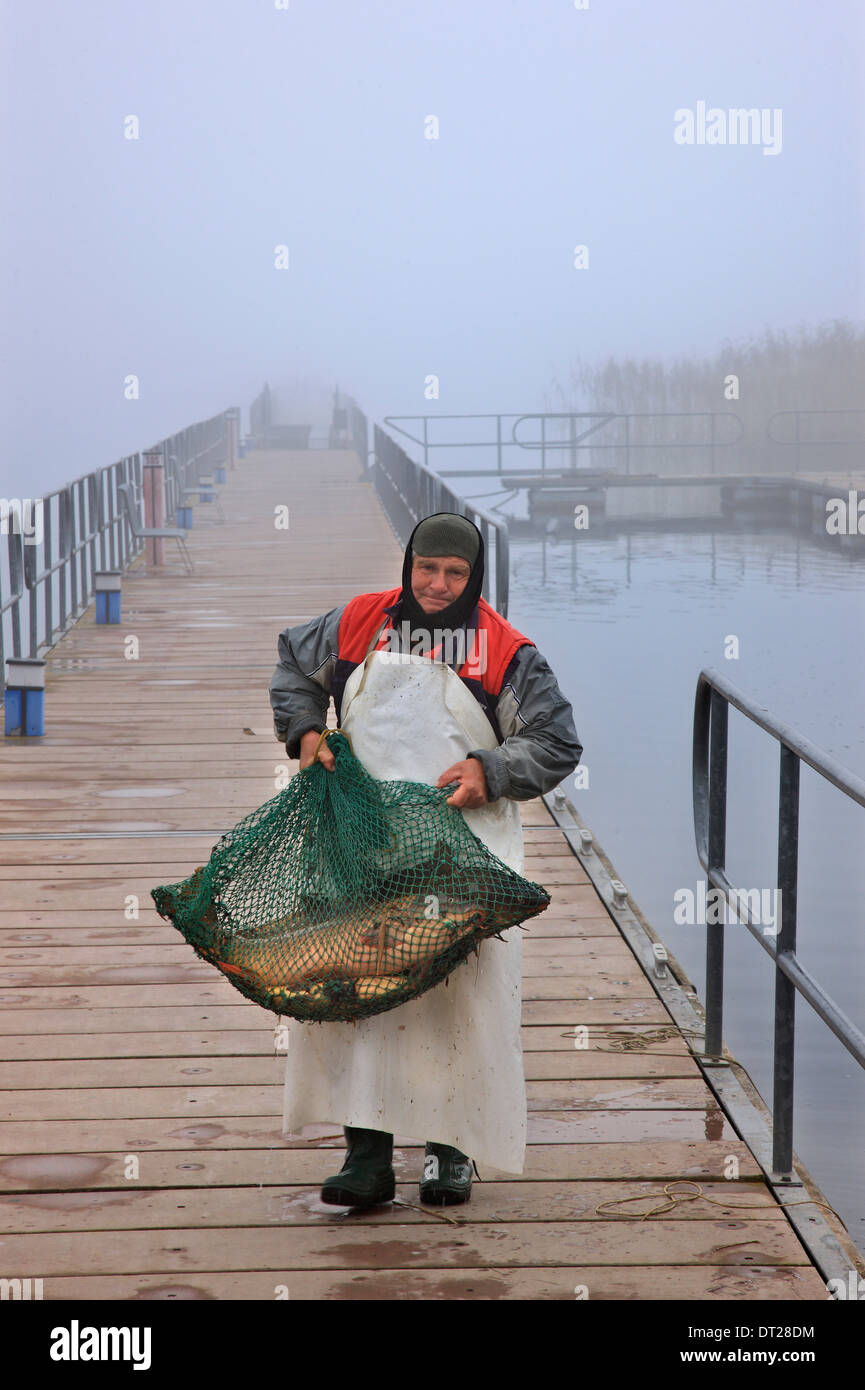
269 512 582 1207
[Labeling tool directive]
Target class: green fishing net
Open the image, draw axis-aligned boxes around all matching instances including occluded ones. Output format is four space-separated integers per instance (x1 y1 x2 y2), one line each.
151 730 550 1023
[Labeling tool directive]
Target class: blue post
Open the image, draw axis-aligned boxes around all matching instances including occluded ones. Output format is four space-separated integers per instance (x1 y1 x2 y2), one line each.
4 688 22 735
239 439 247 458
24 689 44 736
4 658 46 736
95 571 122 624
178 505 193 528
215 465 226 484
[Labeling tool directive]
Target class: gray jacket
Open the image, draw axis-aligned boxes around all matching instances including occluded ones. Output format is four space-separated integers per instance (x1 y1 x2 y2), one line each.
269 603 582 802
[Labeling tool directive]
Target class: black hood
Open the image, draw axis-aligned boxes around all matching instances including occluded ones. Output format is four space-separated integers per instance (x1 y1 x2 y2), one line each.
393 513 485 644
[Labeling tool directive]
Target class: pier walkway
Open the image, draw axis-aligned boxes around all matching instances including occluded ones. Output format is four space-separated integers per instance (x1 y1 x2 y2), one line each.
0 447 856 1299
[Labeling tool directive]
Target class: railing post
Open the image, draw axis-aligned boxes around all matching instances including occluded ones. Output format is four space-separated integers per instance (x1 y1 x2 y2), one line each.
69 482 81 622
42 501 54 650
117 463 129 567
7 530 23 661
704 688 728 1059
30 494 56 656
142 448 165 566
86 474 99 600
498 524 510 618
772 744 800 1180
479 518 490 605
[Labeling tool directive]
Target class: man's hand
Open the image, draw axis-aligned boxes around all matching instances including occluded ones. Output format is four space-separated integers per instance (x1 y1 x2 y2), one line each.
436 758 489 809
298 729 336 771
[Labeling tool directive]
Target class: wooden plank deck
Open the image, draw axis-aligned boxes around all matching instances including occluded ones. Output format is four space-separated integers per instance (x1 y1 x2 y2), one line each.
0 447 847 1301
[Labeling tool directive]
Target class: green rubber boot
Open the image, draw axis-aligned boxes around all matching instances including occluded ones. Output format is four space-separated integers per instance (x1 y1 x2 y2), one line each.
419 1140 477 1206
320 1126 395 1208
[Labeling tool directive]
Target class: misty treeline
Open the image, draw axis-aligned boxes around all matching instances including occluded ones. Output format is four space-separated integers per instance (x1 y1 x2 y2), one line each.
544 319 865 475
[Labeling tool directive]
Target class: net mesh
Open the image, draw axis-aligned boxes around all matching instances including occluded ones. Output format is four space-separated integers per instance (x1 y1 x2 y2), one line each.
151 731 551 1023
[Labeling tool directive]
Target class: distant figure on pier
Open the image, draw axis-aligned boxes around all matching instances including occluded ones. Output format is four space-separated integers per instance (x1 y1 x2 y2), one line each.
269 512 582 1206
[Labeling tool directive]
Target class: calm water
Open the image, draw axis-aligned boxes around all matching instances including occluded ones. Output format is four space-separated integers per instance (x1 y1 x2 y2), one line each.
507 525 865 1256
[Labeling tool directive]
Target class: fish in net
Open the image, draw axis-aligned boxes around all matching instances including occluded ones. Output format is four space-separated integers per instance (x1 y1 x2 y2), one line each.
151 730 551 1023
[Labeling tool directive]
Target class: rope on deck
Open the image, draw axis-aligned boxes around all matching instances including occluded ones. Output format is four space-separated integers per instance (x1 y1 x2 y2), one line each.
555 1027 849 1226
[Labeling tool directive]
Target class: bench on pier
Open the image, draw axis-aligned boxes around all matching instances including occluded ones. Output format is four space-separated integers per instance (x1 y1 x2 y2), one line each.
118 483 195 575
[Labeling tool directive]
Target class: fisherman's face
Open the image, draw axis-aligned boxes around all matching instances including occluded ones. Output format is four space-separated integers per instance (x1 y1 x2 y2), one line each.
411 554 471 613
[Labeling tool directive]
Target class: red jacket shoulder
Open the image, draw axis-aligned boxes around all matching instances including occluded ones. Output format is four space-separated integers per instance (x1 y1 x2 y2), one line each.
476 597 535 691
338 588 400 661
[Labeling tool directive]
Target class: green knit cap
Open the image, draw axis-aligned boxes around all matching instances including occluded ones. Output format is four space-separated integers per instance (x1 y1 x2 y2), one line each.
411 513 479 565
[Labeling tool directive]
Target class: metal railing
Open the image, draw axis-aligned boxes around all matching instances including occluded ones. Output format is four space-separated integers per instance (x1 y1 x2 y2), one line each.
0 409 230 677
163 412 228 519
247 381 342 451
767 409 865 473
383 411 744 477
372 423 511 616
0 455 142 675
250 382 272 442
330 388 369 464
692 667 865 1179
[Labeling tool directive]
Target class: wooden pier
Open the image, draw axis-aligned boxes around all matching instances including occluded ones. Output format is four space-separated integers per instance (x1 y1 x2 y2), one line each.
0 447 857 1300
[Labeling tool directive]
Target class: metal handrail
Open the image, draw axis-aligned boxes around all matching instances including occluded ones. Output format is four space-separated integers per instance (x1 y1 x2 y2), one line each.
1 409 229 677
164 417 226 517
768 408 865 446
372 423 511 617
383 411 744 477
330 388 369 463
511 412 743 450
692 666 865 1179
250 382 272 441
0 457 142 674
766 409 865 475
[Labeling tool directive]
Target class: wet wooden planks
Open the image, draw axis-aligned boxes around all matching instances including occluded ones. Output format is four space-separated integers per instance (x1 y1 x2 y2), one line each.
0 447 831 1300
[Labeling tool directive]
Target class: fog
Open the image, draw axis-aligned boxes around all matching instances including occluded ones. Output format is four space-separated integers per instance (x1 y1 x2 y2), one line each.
1 0 862 498
2 0 865 1283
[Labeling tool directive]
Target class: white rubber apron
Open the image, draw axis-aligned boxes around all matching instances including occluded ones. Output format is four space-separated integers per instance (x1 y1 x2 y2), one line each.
281 647 527 1174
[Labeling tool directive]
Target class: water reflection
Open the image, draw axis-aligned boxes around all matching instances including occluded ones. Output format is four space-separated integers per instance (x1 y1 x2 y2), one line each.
517 525 862 603
508 524 865 1255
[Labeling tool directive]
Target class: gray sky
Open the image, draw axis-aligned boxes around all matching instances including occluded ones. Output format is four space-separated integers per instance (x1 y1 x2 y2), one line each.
1 0 862 498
